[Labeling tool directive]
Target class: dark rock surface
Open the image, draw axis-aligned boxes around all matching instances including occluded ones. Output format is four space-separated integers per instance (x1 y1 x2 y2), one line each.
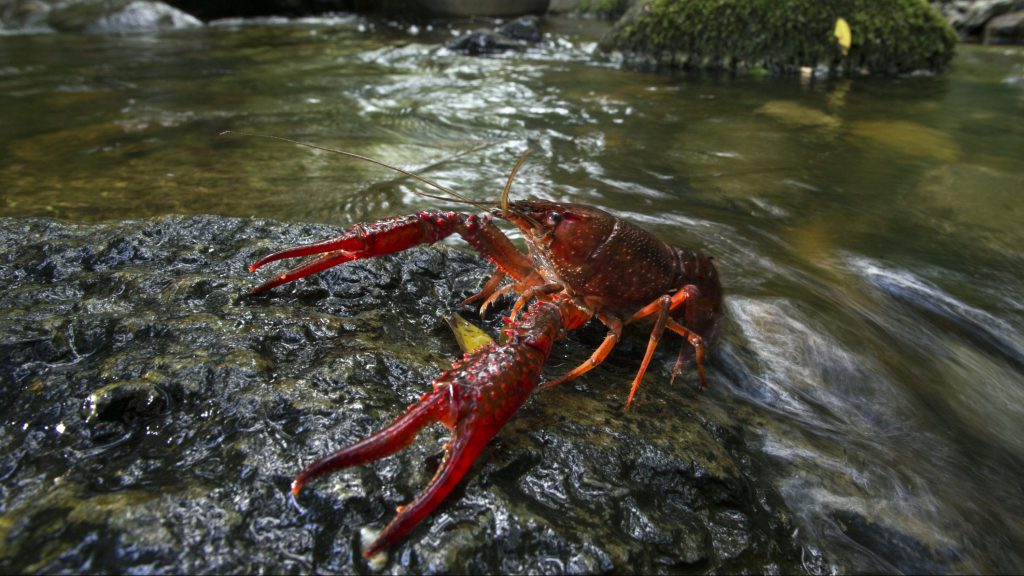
0 215 807 573
446 16 544 55
984 9 1024 43
958 0 1024 36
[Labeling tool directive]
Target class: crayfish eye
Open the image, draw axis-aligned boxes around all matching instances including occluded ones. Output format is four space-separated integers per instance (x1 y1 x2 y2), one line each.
546 212 562 226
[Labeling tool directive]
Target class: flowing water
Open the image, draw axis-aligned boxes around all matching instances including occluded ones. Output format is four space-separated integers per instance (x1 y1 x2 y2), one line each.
1 15 1022 573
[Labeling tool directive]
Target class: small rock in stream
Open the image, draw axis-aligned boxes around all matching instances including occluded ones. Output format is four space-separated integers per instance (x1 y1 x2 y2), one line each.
446 16 543 55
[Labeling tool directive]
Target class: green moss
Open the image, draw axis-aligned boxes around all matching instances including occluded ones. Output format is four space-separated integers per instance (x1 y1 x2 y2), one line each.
579 0 633 19
600 0 958 75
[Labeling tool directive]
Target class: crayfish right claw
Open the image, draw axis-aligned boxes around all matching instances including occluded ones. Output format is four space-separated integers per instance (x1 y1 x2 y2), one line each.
291 390 447 498
292 300 562 558
291 385 472 558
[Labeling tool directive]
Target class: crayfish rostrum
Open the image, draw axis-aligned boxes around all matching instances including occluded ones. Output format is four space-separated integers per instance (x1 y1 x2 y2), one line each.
231 133 723 557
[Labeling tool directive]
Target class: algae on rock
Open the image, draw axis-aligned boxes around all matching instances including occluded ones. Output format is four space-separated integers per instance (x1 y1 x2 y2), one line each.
600 0 959 75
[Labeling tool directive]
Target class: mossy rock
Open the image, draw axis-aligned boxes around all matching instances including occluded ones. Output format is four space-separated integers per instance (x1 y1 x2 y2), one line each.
577 0 634 19
600 0 958 75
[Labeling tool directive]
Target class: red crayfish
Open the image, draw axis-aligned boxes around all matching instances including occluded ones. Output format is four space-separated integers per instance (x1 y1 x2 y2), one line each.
232 133 723 557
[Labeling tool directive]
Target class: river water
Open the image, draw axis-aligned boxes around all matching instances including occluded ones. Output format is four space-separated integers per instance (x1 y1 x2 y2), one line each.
1 15 1022 573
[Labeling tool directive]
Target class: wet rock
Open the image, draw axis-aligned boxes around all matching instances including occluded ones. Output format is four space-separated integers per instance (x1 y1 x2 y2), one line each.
831 510 962 574
446 16 543 54
959 0 1024 36
849 120 960 162
498 14 543 42
984 10 1024 43
446 29 526 54
755 101 841 131
47 0 201 33
84 380 168 424
930 1 975 29
0 215 806 573
0 0 54 30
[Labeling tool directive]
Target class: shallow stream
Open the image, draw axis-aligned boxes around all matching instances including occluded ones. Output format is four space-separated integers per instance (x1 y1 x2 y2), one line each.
2 15 1022 573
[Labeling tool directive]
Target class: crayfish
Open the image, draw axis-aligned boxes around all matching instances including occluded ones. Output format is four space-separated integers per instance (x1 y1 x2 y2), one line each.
231 133 723 557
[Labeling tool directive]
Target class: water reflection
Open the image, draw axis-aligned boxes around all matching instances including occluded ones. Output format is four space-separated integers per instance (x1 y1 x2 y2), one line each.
1 18 1022 573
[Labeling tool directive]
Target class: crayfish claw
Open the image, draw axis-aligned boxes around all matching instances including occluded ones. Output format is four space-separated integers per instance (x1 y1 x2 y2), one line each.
363 430 491 558
291 389 447 497
250 251 356 296
292 300 563 558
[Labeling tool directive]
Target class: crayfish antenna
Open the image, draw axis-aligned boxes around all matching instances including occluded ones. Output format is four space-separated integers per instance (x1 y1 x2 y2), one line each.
500 149 531 218
220 130 496 208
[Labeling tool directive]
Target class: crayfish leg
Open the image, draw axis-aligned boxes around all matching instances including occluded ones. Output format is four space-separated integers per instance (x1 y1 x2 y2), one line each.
624 296 672 409
461 270 505 307
542 313 622 391
509 282 563 321
624 284 698 325
666 319 708 390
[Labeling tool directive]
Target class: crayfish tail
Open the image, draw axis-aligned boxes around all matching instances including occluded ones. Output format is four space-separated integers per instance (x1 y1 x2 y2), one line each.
291 390 447 496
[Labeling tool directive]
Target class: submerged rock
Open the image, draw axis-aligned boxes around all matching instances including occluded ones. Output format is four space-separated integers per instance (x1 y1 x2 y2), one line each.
0 215 806 573
755 100 841 131
600 0 958 75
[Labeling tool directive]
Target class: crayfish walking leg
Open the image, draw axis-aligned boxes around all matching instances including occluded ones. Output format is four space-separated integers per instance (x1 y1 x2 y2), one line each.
291 300 564 557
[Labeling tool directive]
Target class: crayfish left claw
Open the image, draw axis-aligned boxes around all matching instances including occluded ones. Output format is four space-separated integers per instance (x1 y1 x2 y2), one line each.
250 251 357 295
248 213 464 296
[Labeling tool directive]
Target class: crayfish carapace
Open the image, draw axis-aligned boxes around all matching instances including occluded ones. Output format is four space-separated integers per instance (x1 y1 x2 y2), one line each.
228 132 723 557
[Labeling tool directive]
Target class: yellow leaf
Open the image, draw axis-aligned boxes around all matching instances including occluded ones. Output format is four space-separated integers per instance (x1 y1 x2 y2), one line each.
834 17 851 56
445 313 495 353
